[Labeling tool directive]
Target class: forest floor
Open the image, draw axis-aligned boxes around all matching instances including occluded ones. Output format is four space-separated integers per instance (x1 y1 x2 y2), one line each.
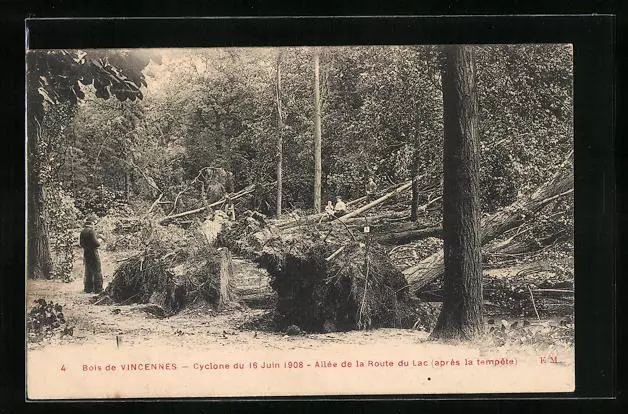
27 247 574 354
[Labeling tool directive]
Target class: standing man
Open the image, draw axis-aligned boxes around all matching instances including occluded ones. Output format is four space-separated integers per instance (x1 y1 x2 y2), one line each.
79 215 103 293
366 176 378 202
224 194 236 221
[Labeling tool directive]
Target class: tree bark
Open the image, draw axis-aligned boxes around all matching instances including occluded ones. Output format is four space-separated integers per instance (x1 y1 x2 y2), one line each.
26 80 53 280
275 52 283 218
430 45 484 341
215 248 238 309
124 171 131 201
313 50 322 213
27 178 53 280
410 148 422 221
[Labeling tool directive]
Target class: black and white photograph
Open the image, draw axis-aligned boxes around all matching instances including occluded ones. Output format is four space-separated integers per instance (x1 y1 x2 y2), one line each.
26 44 575 398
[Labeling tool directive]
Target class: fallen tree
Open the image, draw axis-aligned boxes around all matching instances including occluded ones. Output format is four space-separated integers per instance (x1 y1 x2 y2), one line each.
403 167 574 292
375 225 443 245
158 184 256 224
337 181 413 222
277 180 413 229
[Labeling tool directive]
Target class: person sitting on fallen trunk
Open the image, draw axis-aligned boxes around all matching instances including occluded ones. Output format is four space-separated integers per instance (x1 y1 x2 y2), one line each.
325 200 335 216
318 200 336 224
334 196 347 217
79 215 103 294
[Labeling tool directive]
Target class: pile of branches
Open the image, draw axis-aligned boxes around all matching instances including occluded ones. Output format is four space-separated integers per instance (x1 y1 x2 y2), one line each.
98 222 235 316
257 238 417 333
216 211 275 257
417 266 573 319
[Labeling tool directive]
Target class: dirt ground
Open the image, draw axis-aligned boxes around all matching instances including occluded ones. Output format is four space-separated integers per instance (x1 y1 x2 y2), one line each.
26 247 573 353
26 247 433 351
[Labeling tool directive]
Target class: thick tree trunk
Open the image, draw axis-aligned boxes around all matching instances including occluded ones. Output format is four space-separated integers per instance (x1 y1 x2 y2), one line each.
27 179 53 280
215 248 238 309
276 53 283 218
430 45 483 341
313 50 322 213
26 88 53 280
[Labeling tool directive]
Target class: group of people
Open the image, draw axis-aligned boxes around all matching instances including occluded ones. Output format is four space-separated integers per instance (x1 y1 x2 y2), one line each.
324 176 378 219
325 197 348 218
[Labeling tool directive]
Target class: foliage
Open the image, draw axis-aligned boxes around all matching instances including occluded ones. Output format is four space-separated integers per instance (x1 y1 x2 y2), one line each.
27 299 74 342
27 49 159 280
44 45 572 222
485 318 574 348
46 187 79 282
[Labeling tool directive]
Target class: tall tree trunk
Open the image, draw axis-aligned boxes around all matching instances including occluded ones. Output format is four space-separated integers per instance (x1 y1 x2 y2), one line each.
124 170 131 201
430 45 483 341
275 52 283 218
26 94 53 280
313 50 322 213
410 148 421 221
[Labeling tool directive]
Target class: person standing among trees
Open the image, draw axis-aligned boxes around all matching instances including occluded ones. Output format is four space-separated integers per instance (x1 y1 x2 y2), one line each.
366 176 378 202
224 194 236 221
79 215 103 294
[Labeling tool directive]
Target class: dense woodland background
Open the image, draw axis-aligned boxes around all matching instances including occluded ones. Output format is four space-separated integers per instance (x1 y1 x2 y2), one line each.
27 45 573 285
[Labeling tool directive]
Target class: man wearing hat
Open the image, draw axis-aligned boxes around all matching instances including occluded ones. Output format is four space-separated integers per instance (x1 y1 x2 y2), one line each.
79 214 103 293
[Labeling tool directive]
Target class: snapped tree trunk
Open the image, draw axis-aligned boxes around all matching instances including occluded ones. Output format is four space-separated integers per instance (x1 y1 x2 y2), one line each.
313 50 322 213
430 45 484 341
215 248 238 309
276 52 283 218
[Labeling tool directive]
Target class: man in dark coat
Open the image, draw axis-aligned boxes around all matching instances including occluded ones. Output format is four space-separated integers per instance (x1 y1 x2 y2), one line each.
366 176 378 202
79 215 103 293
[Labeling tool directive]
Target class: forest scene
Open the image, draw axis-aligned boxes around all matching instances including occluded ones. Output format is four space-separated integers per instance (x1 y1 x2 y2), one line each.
26 45 574 361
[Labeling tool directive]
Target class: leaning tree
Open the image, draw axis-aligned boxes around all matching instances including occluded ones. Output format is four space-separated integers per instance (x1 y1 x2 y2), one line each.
26 49 160 279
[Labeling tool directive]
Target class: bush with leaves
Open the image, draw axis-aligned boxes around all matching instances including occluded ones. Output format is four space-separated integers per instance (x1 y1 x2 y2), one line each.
74 184 118 217
27 299 74 342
